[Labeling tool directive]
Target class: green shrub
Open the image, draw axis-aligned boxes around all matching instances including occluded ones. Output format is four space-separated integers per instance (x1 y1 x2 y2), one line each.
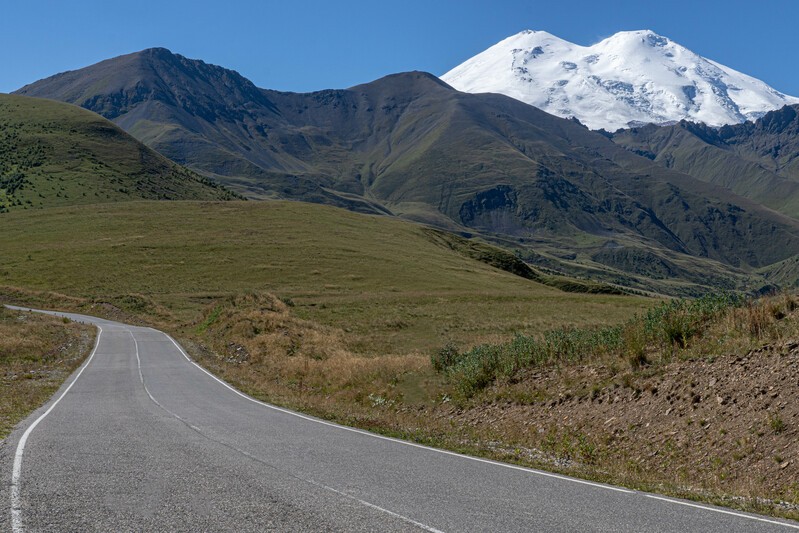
436 292 744 397
431 342 461 372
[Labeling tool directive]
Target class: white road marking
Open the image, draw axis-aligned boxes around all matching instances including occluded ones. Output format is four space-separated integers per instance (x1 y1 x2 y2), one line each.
161 333 632 494
645 495 799 530
130 330 168 410
306 479 447 533
131 328 443 532
9 325 104 533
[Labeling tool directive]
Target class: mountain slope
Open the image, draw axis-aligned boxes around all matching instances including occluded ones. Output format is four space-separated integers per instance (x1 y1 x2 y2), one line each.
611 105 799 217
14 48 389 214
441 30 799 131
16 49 799 294
0 93 235 212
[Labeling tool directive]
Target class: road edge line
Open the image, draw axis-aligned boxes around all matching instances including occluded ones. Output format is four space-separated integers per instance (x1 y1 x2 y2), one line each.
9 324 103 533
645 495 799 530
162 333 632 494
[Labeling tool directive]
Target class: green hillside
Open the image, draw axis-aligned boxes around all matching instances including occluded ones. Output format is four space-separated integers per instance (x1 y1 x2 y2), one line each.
0 201 649 356
0 93 235 212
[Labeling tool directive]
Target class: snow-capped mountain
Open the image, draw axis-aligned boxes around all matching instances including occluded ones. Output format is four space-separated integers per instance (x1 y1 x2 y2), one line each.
442 30 799 131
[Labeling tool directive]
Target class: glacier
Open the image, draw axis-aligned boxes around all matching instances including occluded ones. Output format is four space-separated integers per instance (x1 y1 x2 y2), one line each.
441 30 799 131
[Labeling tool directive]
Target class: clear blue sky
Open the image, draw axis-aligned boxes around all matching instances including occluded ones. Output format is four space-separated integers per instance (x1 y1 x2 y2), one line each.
2 0 797 95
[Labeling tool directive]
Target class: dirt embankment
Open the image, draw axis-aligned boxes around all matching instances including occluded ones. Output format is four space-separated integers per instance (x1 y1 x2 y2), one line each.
441 342 799 507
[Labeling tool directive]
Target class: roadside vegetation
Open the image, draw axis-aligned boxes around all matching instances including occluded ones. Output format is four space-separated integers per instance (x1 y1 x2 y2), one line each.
427 292 799 519
0 307 95 439
434 292 743 397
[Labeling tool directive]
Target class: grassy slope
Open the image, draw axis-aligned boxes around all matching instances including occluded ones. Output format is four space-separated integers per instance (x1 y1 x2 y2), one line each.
760 255 799 289
0 201 647 356
0 93 235 212
0 306 95 439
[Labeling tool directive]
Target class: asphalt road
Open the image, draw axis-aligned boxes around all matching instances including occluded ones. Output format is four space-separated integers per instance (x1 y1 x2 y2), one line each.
2 307 798 532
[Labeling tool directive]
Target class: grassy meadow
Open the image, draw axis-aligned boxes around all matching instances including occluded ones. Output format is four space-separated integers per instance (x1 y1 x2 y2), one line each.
0 200 647 351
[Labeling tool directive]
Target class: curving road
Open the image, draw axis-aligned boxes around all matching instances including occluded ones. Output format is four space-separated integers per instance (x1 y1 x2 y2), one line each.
2 307 798 532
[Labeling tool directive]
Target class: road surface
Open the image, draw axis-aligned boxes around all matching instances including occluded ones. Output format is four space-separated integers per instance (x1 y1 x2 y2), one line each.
2 307 798 532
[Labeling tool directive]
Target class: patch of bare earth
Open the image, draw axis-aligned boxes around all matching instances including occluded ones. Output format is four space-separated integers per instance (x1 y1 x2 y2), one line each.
440 343 799 513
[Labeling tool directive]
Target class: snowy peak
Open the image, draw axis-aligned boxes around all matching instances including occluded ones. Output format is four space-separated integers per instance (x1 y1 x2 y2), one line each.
600 29 671 47
442 30 799 131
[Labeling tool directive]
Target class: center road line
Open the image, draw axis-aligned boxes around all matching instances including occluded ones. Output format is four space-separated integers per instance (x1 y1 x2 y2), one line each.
306 480 447 533
135 329 446 532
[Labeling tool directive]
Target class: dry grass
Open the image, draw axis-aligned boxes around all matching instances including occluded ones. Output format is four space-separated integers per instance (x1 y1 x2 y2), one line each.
184 293 433 410
687 293 799 357
0 306 95 439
